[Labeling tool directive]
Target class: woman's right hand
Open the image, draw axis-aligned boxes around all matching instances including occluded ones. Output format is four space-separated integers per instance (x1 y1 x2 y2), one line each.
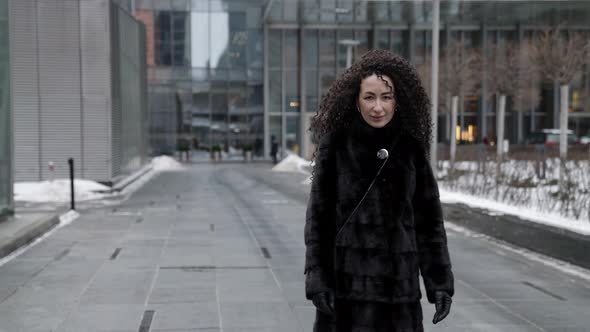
312 291 335 316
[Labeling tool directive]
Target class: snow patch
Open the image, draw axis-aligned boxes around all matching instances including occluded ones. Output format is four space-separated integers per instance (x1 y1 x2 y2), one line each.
152 155 185 171
14 156 184 203
14 179 110 203
57 210 80 229
440 188 590 236
272 153 312 175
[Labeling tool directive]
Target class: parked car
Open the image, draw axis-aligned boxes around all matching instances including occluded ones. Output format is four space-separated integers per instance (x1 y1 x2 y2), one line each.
526 129 579 146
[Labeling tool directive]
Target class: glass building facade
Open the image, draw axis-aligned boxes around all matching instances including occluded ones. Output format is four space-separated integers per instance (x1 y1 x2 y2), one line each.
133 0 590 160
134 0 265 157
0 0 11 217
112 4 150 176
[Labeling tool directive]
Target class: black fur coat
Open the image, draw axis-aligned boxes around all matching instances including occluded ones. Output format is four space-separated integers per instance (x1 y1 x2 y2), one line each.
304 115 454 308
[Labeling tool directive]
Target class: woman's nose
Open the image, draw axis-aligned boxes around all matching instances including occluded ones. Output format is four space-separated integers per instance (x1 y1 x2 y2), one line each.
373 99 385 111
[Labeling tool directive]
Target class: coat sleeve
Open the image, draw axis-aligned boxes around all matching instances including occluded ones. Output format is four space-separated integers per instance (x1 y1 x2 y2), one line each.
412 145 454 304
304 135 336 300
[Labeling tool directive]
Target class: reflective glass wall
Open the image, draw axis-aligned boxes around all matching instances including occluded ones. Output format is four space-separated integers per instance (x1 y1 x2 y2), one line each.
266 1 590 148
134 0 265 158
0 0 11 217
112 5 149 175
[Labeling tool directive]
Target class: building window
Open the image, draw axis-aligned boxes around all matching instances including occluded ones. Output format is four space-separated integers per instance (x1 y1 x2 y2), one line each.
155 11 190 66
286 116 301 155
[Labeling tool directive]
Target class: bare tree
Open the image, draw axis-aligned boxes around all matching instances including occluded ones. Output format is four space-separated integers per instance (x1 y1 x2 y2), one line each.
441 39 481 172
486 41 538 185
416 57 446 113
530 26 590 191
418 40 480 172
512 42 542 143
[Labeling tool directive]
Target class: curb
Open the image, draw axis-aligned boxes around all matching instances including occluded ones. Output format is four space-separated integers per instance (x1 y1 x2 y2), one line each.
190 160 273 165
443 203 590 270
0 213 61 260
110 165 154 193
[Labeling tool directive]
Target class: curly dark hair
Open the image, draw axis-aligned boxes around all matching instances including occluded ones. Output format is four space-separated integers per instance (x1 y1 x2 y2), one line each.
310 49 433 157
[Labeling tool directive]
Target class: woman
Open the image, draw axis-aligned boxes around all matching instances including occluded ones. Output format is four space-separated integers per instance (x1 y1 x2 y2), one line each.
304 49 454 332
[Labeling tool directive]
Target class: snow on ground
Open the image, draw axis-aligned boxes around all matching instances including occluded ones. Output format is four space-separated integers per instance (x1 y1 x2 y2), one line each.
272 153 313 175
14 155 185 203
291 154 590 235
439 189 590 236
14 179 110 202
151 155 185 171
437 158 590 226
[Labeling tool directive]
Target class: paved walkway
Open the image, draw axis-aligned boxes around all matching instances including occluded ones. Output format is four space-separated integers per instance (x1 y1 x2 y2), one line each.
0 163 588 332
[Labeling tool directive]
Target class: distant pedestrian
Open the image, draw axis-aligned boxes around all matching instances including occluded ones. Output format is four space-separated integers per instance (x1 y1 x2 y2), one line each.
305 49 453 331
270 135 279 164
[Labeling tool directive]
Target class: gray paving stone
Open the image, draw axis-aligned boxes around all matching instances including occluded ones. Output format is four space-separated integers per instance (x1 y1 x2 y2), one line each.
16 239 76 259
27 257 102 286
89 267 156 289
115 245 164 260
106 257 161 269
281 283 308 306
149 286 217 304
213 254 268 267
219 302 301 330
80 286 151 305
0 259 51 287
215 268 276 285
155 268 216 288
218 284 285 303
55 304 144 332
152 329 219 332
0 304 70 332
292 305 316 332
272 267 306 284
1 283 82 307
159 253 215 267
148 302 220 330
0 287 16 303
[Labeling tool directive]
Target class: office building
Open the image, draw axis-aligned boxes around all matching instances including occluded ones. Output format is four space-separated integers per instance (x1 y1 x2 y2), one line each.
9 0 149 183
134 0 590 159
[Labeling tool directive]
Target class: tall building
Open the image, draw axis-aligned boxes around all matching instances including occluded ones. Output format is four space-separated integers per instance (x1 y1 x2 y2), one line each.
134 0 265 157
0 0 12 218
134 0 590 160
9 0 149 183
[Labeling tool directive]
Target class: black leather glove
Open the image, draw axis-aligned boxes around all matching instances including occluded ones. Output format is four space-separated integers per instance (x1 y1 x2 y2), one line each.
312 291 335 316
432 291 452 324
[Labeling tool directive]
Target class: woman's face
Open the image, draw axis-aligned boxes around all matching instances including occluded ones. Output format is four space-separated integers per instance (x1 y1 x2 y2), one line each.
356 74 396 128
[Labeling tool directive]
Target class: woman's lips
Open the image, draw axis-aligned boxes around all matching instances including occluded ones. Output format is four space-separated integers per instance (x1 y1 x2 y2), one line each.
371 116 384 121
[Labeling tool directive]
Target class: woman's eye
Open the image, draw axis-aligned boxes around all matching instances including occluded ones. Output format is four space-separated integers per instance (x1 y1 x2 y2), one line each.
364 96 373 100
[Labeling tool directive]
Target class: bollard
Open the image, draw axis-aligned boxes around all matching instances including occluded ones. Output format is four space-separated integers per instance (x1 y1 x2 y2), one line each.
535 145 546 180
477 144 484 174
48 161 55 182
68 158 75 210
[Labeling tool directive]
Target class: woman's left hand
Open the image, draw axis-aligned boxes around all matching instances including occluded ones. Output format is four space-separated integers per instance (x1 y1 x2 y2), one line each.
432 291 452 324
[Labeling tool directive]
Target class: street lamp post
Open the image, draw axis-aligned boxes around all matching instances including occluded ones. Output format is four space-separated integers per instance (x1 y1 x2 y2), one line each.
430 0 440 175
338 39 361 68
